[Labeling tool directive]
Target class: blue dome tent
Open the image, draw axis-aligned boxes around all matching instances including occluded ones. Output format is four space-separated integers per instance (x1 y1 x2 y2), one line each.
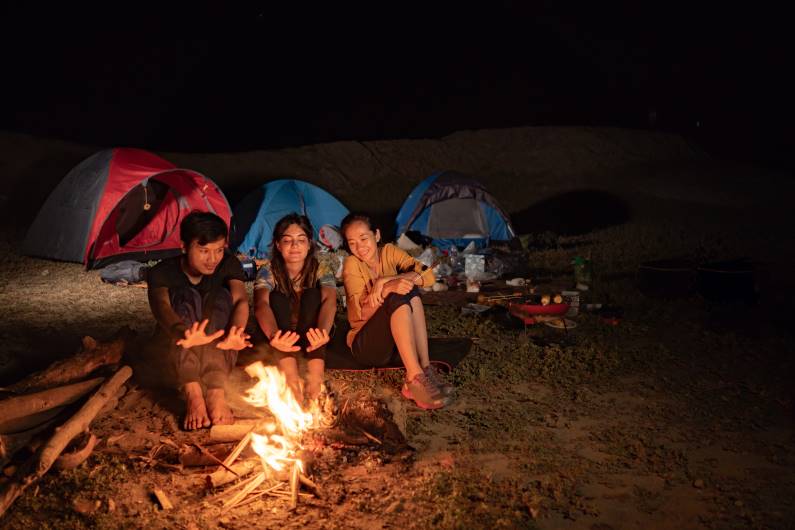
232 179 349 258
395 171 515 250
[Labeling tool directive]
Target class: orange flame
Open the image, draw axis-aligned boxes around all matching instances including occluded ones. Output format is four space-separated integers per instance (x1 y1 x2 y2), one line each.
244 362 318 473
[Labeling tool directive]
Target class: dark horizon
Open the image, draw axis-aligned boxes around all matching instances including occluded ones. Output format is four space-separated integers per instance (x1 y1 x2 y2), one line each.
2 4 792 170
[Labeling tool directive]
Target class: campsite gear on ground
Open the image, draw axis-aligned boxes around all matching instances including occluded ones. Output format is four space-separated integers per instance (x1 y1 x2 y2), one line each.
431 281 449 292
462 241 478 254
466 278 481 293
416 247 439 268
394 170 515 250
231 179 349 258
572 256 592 290
464 254 486 278
396 233 422 252
507 300 570 325
318 224 343 250
238 256 257 282
99 260 149 285
542 318 578 330
23 148 232 269
638 258 696 298
461 303 492 316
696 258 756 305
561 290 580 316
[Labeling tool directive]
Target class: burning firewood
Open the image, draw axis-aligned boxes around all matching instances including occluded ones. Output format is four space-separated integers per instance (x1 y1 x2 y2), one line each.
0 365 133 517
4 328 132 394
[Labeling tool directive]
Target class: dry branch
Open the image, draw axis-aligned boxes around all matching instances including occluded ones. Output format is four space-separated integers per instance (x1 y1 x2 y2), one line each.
205 459 258 489
53 433 98 470
0 422 55 469
0 365 133 517
178 443 233 467
6 329 132 394
153 488 174 510
0 378 104 434
223 472 266 510
289 461 300 510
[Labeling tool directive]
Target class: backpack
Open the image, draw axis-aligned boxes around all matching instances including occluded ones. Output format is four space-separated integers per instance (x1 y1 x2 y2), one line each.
100 260 149 284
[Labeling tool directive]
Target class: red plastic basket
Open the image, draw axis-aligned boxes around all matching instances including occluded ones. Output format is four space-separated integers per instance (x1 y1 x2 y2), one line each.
508 302 570 325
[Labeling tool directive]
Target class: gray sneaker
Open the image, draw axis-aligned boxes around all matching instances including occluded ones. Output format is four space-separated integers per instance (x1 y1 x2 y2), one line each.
402 372 448 410
423 365 454 398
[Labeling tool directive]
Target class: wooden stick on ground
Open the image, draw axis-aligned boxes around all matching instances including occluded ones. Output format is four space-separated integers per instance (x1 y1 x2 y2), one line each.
205 459 258 489
210 423 258 443
223 472 266 510
0 378 104 433
0 365 133 518
193 443 237 475
178 443 233 467
152 488 174 510
5 328 131 394
0 421 57 469
289 461 300 510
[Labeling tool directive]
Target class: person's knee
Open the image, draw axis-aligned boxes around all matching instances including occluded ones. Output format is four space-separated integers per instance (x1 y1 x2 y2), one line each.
383 292 412 315
170 287 203 323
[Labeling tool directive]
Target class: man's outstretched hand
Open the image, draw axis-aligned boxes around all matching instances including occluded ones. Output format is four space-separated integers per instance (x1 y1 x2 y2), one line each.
217 325 253 351
176 319 224 349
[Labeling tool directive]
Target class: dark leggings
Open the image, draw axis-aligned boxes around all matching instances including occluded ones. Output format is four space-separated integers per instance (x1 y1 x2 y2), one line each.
269 287 326 361
168 286 236 389
351 286 421 367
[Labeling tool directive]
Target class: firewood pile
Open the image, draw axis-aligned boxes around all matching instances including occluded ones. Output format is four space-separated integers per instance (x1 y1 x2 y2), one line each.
0 328 135 517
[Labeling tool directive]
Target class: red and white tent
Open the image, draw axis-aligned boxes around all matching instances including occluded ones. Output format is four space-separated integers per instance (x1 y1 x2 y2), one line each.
23 148 232 269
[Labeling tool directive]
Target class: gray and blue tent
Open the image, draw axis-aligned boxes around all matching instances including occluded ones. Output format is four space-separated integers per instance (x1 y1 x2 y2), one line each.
395 171 515 250
232 179 349 258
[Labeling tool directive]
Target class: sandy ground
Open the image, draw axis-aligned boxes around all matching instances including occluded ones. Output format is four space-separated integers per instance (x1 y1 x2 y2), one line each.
0 127 794 528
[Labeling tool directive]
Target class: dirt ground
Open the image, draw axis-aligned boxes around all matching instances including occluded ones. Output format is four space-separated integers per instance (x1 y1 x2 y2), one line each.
1 129 794 529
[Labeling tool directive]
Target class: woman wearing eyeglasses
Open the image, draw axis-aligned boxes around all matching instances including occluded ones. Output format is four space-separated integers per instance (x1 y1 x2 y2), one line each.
253 213 337 404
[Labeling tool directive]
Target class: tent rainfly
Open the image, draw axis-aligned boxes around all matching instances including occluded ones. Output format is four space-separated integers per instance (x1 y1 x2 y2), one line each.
394 170 515 249
231 179 349 258
23 148 232 269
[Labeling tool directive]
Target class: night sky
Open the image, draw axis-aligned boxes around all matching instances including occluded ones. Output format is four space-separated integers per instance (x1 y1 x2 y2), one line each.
2 4 792 168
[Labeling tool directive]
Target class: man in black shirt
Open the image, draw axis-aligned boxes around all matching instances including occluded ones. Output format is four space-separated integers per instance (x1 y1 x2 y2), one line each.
147 212 251 430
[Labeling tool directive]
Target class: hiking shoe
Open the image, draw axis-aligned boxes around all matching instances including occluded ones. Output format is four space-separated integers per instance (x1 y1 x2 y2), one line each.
401 372 448 410
423 365 454 398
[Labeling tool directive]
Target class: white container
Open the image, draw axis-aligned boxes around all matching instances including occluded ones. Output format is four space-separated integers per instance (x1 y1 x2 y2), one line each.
561 290 580 317
464 254 485 278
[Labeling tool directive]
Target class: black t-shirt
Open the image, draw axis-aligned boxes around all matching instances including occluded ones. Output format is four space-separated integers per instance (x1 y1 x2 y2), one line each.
148 252 246 300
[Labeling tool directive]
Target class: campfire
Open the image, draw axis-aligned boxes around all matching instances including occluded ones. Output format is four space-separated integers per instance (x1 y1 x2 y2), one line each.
0 329 409 520
205 361 331 511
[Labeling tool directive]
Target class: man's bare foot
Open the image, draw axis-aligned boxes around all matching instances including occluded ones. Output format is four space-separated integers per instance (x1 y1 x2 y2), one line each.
183 382 210 430
206 388 234 425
